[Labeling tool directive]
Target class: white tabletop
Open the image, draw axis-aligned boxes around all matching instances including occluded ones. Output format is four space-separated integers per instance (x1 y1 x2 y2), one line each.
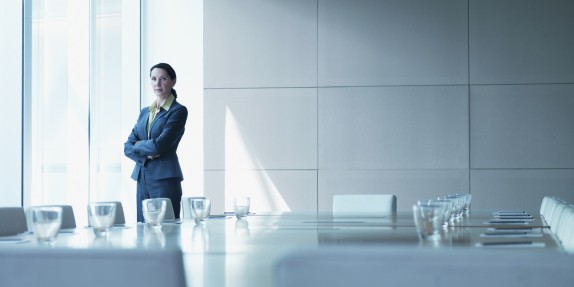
0 211 564 287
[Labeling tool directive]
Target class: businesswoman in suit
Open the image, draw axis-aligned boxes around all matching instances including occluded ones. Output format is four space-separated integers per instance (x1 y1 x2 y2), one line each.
124 63 188 222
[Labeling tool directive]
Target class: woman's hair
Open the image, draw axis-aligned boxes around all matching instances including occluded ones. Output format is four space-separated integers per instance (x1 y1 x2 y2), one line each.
150 63 178 98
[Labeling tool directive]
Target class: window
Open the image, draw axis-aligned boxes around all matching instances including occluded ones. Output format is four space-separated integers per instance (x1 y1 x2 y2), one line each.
25 0 140 224
24 0 202 224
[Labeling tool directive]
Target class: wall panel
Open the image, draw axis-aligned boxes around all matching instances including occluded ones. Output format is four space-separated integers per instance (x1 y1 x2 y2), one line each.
471 170 574 212
471 84 574 168
319 86 469 169
205 170 318 213
204 0 574 213
204 0 317 88
204 88 317 170
318 0 468 86
469 0 574 84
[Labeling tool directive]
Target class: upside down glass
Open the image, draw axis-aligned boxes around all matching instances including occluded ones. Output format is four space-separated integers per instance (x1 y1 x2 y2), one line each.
32 206 63 242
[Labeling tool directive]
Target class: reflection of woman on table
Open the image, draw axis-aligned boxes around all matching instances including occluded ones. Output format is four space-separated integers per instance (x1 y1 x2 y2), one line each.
124 63 188 222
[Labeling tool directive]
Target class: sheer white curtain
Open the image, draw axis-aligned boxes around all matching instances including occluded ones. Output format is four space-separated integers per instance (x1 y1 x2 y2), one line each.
25 0 140 225
0 0 22 207
24 0 203 225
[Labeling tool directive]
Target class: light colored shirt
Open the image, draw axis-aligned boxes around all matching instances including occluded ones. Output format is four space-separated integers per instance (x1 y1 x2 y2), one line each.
147 94 175 138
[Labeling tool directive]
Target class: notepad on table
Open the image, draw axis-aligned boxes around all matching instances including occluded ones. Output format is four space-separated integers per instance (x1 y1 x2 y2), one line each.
480 232 543 238
475 241 545 248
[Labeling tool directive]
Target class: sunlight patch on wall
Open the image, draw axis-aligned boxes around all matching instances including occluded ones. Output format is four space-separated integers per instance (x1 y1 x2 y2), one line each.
224 107 290 212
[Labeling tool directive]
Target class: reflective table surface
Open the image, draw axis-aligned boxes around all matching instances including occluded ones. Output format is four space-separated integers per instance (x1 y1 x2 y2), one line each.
0 211 564 287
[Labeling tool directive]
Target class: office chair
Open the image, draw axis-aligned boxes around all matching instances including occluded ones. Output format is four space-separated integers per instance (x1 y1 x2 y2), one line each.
26 205 77 231
332 194 397 217
0 248 187 287
0 207 28 236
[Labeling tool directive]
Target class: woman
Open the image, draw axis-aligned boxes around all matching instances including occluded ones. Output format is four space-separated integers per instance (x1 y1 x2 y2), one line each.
124 63 188 222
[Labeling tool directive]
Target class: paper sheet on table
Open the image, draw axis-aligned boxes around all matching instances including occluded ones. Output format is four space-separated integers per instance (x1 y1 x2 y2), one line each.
489 217 534 222
475 241 546 248
0 236 30 244
492 211 530 216
480 232 543 238
487 227 541 232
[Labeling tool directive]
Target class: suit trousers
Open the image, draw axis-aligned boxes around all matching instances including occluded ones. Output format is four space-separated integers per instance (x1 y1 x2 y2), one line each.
136 168 182 222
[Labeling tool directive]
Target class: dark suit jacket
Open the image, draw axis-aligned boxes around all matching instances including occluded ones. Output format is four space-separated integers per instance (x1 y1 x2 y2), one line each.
124 99 188 181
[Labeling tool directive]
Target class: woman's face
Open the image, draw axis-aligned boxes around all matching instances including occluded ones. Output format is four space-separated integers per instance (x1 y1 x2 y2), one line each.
150 68 176 98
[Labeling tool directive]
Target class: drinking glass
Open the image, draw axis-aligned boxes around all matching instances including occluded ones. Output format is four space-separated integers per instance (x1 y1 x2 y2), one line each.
185 197 206 220
459 193 472 216
428 199 454 228
233 197 250 219
444 195 463 221
413 202 445 241
191 199 211 224
32 206 63 243
143 199 167 232
88 202 117 237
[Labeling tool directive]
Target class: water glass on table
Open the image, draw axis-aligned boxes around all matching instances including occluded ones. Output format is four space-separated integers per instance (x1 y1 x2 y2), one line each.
234 197 251 219
88 202 117 237
185 196 206 220
143 198 167 232
413 202 445 241
32 206 63 243
191 199 211 224
427 199 453 228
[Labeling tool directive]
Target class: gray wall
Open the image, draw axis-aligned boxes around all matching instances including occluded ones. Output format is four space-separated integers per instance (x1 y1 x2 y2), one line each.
203 0 574 213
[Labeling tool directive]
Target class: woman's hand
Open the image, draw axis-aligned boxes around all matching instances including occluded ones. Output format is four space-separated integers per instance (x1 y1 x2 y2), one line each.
147 154 161 160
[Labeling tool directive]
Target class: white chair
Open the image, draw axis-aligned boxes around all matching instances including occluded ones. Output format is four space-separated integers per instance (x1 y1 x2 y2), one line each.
333 194 396 217
540 196 551 216
99 201 126 225
274 247 574 287
556 205 574 253
157 198 176 221
541 196 564 226
26 205 77 231
0 207 28 236
0 248 186 287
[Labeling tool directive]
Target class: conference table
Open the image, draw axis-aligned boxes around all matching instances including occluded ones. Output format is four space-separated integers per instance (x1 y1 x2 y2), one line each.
0 210 565 287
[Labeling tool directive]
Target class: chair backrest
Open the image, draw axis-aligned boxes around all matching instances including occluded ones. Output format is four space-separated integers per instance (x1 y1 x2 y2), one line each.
99 201 126 225
556 204 574 253
0 248 186 287
157 198 176 221
0 207 28 236
274 247 574 287
541 196 565 225
333 194 396 217
26 205 77 231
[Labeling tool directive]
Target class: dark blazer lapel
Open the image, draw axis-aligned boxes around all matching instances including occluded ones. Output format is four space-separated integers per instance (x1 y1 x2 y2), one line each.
138 109 150 140
149 100 180 136
149 109 166 135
